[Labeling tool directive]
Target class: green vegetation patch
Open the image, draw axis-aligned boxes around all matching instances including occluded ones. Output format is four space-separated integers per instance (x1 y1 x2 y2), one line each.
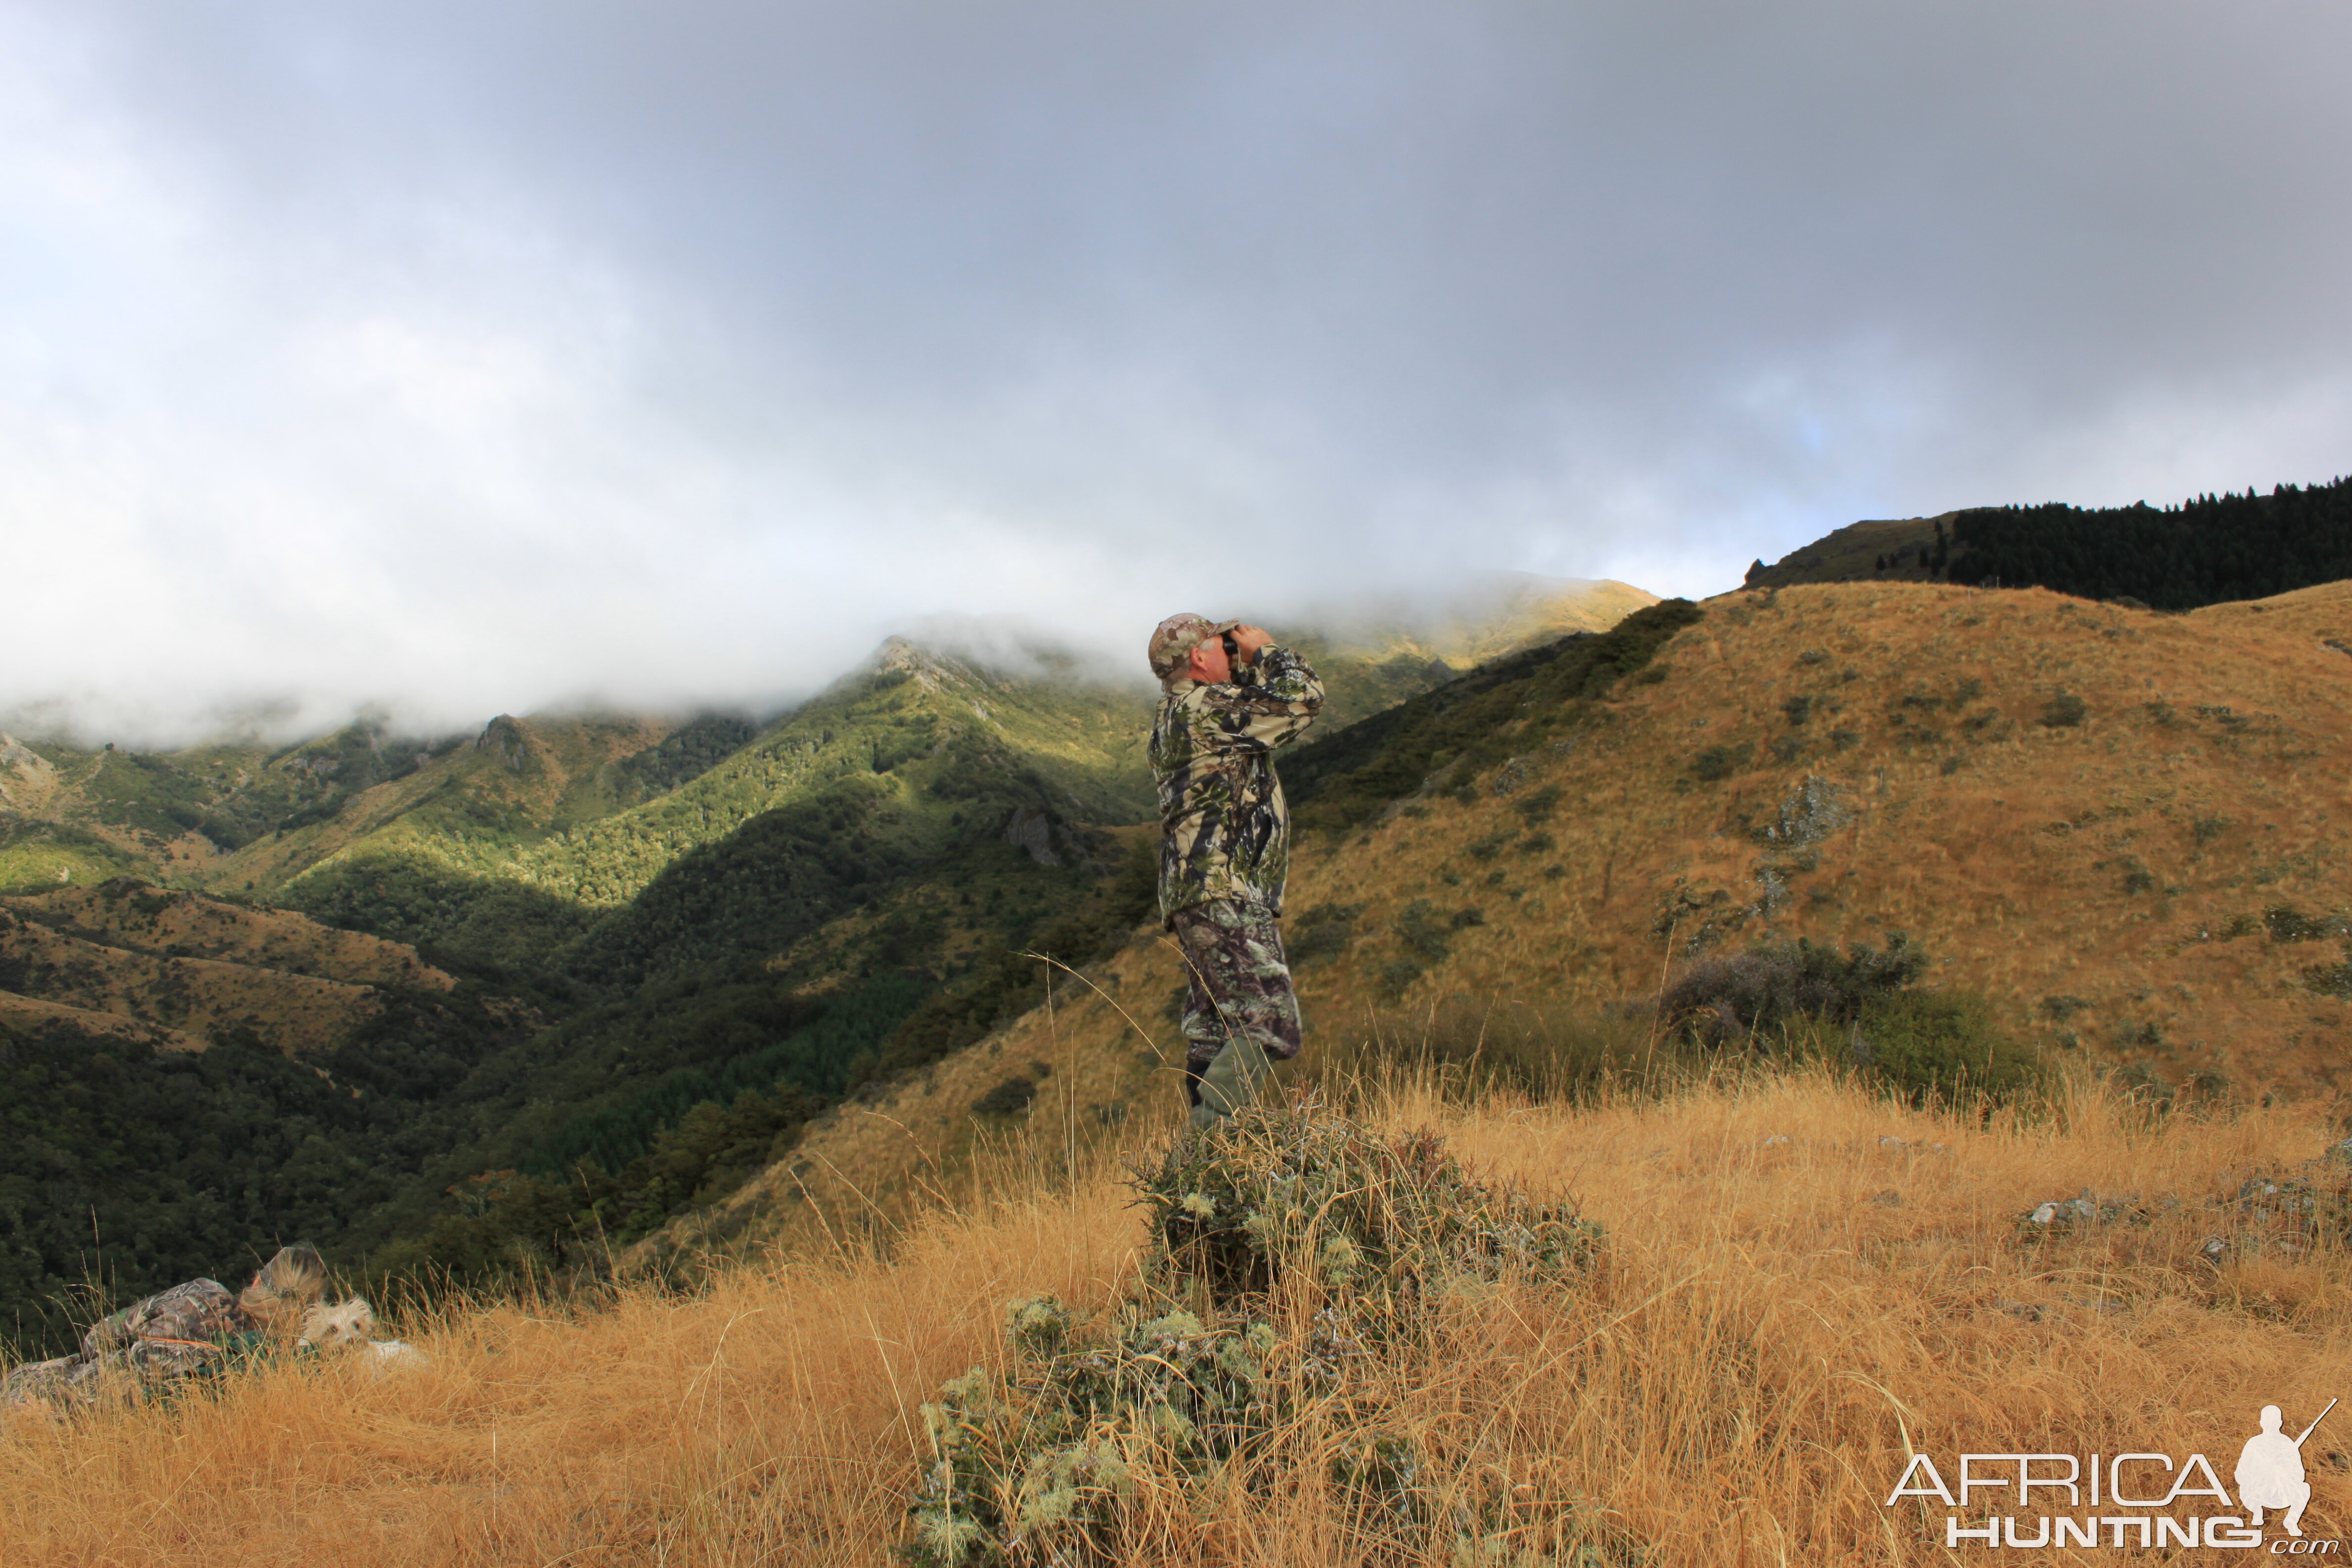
282 850 599 989
1285 901 1365 967
1657 934 2047 1107
2265 904 2352 943
1851 990 2049 1108
526 970 931 1176
0 1018 400 1360
0 817 145 892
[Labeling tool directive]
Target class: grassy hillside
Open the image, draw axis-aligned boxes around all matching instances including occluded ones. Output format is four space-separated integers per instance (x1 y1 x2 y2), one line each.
1286 577 2352 1083
0 910 390 1055
7 578 2352 1559
0 883 457 989
5 1062 2347 1564
0 586 1670 1341
1739 513 1959 590
665 576 2352 1265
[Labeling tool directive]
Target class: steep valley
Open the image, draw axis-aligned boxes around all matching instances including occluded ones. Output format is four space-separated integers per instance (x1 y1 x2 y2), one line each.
0 583 1653 1347
6 570 2348 1347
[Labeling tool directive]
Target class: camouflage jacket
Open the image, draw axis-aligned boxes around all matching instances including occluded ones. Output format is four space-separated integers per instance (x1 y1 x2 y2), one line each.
3 1279 265 1415
1151 643 1323 925
84 1278 259 1356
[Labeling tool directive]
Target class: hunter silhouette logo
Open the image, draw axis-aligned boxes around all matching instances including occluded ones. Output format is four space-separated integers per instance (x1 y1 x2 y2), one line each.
2240 1398 2333 1539
1886 1397 2340 1549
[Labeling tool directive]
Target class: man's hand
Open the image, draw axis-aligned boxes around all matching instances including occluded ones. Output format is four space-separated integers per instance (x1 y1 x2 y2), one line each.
1229 624 1274 665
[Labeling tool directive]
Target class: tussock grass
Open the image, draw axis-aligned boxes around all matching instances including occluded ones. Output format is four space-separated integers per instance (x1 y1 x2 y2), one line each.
4 1057 2348 1564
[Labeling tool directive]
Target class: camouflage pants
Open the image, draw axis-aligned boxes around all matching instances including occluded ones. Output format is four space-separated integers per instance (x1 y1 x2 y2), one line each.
1171 898 1302 1114
0 1277 257 1418
0 1339 231 1416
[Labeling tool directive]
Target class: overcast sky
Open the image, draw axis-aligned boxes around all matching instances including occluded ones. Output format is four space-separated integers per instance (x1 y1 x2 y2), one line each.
4 0 2349 741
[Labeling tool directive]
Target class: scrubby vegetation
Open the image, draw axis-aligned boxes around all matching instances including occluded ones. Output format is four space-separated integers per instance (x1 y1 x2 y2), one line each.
1654 934 2048 1106
1309 935 2049 1116
906 1108 1609 1566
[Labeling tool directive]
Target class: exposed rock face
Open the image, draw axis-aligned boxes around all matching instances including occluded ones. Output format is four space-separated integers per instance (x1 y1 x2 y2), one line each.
1004 806 1060 865
1755 775 1856 848
475 715 532 771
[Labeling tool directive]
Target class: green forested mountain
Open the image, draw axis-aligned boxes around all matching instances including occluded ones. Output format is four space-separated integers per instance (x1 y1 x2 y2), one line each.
0 593 1656 1351
0 644 1169 1351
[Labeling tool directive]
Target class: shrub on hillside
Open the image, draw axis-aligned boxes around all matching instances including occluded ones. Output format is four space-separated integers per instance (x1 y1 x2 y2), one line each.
971 1076 1038 1119
1659 933 1924 1046
1850 990 2049 1107
1285 901 1364 966
1138 1107 1602 1312
903 1109 1623 1567
2039 693 2088 728
1690 741 1751 782
1657 935 2047 1107
2304 959 2352 1000
2265 903 2352 943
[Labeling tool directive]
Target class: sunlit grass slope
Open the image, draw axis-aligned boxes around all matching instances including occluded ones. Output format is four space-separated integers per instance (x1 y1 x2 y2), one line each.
698 577 2352 1263
5 1064 2347 1565
1288 578 2352 1087
0 882 456 1057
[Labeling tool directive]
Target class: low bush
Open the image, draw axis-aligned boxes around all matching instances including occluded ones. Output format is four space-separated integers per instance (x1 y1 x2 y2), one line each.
1139 1107 1602 1312
1691 742 1751 782
2266 903 2352 943
2305 960 2352 1000
1658 934 1923 1045
904 1108 1619 1566
1512 784 1562 825
2040 693 2088 728
1850 990 2049 1107
1656 936 2047 1107
1285 901 1364 966
971 1075 1040 1118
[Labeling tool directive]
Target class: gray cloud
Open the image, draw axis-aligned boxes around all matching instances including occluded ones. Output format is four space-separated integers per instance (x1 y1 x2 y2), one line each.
3 0 2348 741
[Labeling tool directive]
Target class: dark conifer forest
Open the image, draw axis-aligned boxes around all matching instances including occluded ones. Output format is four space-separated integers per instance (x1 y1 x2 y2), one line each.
1944 476 2352 608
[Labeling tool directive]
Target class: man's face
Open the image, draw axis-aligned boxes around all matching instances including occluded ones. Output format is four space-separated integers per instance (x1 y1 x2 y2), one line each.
1186 631 1232 684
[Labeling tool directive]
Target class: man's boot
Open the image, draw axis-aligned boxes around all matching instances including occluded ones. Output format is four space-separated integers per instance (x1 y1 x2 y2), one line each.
1188 1035 1273 1130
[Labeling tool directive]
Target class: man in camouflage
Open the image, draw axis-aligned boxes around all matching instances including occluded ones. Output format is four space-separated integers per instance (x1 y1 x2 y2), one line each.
0 1244 329 1417
1146 613 1324 1129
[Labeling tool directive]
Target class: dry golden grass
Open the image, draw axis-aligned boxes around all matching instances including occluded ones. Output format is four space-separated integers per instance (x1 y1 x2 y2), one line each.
7 1058 2348 1566
1291 580 2352 1088
0 909 390 1056
0 884 455 991
655 578 2352 1266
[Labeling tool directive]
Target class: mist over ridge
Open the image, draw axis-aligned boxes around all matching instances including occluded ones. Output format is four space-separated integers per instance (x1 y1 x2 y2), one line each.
5 2 2350 757
0 570 1655 752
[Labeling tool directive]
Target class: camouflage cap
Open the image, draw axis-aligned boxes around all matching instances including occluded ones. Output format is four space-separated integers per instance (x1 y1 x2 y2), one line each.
1148 613 1241 683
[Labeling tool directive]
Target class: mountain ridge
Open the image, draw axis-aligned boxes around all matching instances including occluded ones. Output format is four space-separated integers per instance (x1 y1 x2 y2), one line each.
630 573 2352 1267
0 581 1664 1344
